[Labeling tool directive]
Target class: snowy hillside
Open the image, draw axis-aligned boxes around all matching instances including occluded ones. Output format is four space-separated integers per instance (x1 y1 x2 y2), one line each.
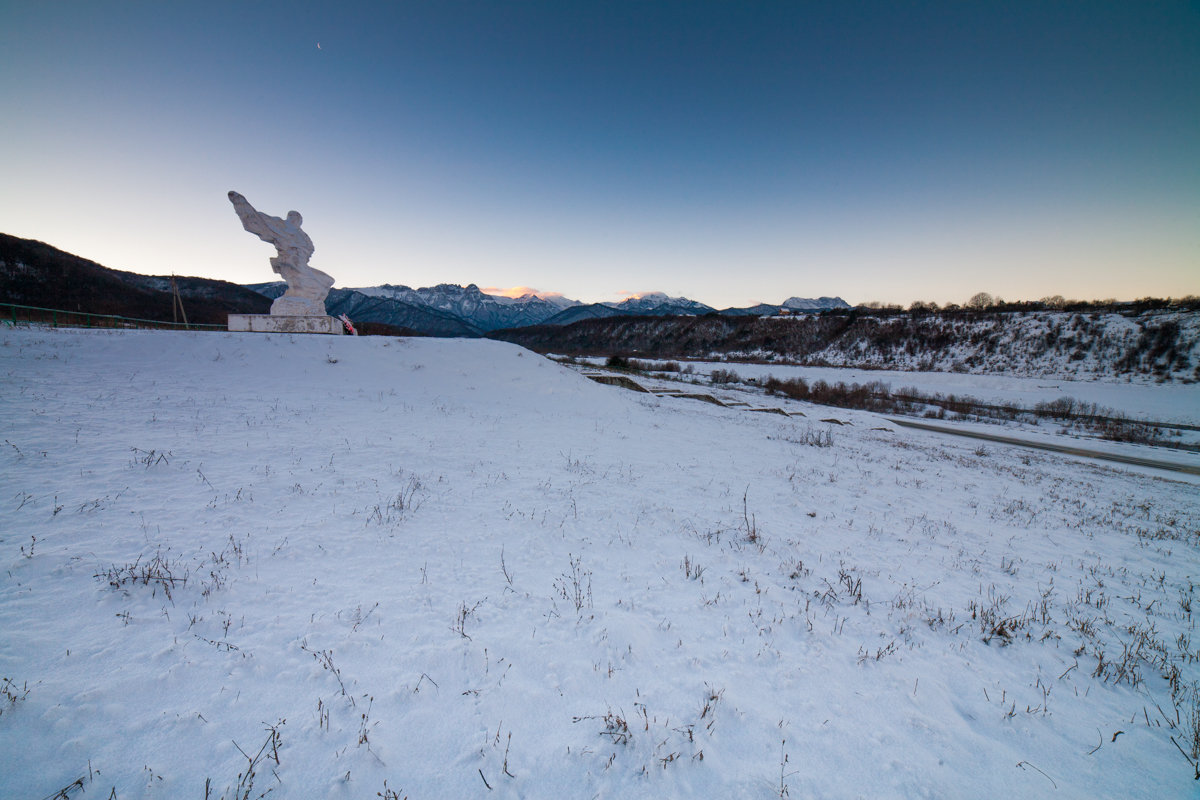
497 308 1200 382
780 309 1200 381
2 328 1198 798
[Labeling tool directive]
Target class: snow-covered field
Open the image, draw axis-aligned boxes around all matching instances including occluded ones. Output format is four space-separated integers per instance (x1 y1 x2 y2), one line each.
2 327 1198 798
580 357 1200 426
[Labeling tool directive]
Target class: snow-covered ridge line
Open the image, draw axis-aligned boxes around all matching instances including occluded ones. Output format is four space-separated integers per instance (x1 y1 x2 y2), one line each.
247 280 850 333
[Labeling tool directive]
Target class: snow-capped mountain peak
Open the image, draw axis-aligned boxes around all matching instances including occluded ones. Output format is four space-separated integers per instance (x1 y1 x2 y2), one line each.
349 282 577 331
251 279 848 334
606 292 716 315
782 296 851 311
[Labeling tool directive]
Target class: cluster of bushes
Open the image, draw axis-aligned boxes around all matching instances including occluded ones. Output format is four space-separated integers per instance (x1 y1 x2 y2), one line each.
594 350 1186 447
605 355 691 373
762 376 905 413
760 376 1185 449
1115 320 1192 376
1033 396 1106 419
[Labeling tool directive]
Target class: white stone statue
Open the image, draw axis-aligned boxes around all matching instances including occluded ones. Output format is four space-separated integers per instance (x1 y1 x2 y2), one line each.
228 190 335 316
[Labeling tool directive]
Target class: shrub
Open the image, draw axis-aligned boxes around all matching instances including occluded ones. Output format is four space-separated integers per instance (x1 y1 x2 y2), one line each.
605 355 630 370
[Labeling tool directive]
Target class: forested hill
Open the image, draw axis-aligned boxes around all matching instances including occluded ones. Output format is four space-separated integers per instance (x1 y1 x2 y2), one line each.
0 233 269 324
489 308 1200 382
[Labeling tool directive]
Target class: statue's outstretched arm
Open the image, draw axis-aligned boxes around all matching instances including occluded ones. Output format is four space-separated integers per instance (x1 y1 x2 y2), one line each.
228 191 277 241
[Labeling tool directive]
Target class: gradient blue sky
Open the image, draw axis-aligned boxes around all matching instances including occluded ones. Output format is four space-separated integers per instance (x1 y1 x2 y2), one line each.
2 1 1196 307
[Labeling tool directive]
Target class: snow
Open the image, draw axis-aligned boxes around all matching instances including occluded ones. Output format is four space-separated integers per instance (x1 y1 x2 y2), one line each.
2 327 1198 798
720 309 1200 384
592 358 1200 426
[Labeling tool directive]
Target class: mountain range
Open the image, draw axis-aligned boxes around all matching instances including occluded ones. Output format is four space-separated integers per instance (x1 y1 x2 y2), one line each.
247 281 850 335
0 231 849 336
4 233 1193 382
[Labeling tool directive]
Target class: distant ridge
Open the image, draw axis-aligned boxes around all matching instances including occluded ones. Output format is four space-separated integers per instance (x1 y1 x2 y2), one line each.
243 280 851 335
540 302 626 326
0 230 851 336
782 296 852 311
245 282 855 333
356 283 575 331
0 233 269 323
249 281 480 337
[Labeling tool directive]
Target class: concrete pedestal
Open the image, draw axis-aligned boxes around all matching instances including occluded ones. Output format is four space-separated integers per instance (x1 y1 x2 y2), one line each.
228 314 344 334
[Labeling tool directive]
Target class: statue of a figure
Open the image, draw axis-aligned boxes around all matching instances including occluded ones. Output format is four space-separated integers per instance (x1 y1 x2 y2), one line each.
228 190 335 316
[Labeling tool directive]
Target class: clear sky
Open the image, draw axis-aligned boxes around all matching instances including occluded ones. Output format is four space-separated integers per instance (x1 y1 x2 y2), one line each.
2 1 1196 308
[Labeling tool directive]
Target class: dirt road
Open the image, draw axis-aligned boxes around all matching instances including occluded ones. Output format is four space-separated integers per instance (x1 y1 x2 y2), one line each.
888 417 1200 476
